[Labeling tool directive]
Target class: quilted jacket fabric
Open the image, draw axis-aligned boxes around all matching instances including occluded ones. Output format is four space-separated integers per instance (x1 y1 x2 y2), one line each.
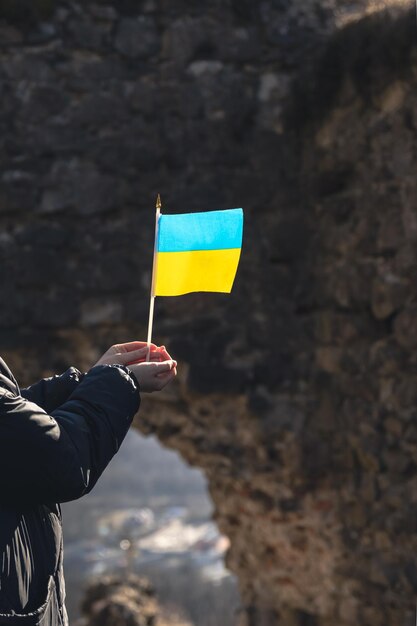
0 358 140 624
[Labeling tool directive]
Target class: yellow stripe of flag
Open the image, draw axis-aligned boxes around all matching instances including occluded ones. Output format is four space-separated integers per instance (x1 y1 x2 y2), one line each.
155 248 242 296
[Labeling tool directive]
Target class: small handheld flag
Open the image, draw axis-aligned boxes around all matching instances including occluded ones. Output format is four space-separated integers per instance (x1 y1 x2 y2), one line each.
155 208 243 296
146 196 243 358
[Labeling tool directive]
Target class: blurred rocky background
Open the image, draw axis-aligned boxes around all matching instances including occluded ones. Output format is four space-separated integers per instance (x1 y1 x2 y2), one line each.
0 0 416 624
76 573 192 626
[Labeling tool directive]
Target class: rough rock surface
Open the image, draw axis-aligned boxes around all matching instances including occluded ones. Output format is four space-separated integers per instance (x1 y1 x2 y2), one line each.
79 574 192 626
0 1 416 625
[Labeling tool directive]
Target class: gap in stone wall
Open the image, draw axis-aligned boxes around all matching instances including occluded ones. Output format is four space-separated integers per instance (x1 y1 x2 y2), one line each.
62 429 241 626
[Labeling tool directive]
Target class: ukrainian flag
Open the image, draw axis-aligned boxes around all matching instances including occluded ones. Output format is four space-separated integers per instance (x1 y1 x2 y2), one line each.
154 208 243 296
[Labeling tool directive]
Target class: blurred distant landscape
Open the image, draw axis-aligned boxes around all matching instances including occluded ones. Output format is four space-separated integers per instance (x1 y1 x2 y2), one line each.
62 430 240 626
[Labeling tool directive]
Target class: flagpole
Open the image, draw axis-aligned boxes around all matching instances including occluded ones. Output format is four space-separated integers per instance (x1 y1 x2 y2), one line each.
146 194 161 361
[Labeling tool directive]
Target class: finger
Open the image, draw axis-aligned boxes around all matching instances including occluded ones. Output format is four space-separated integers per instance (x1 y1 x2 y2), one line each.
117 347 149 364
154 348 176 362
115 341 157 353
155 369 177 389
156 346 172 361
156 362 177 377
129 360 175 375
128 342 157 353
156 368 177 379
127 352 163 365
150 360 175 373
112 342 144 353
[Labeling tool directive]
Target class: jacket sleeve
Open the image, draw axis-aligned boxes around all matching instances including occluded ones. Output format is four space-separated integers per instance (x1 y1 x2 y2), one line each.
21 367 86 413
0 364 140 505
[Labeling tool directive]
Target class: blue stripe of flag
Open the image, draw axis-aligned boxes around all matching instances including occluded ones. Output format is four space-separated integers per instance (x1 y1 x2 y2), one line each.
157 208 243 253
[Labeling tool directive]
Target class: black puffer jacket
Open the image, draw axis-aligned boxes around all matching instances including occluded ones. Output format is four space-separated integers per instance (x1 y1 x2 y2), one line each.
0 357 140 625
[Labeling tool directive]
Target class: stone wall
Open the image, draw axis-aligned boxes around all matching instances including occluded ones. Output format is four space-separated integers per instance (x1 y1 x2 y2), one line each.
0 1 415 624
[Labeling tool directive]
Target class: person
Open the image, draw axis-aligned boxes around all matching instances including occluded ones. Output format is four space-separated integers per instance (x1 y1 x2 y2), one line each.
0 341 177 626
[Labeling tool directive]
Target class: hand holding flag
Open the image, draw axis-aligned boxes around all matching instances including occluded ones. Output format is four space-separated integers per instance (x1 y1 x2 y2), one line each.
93 341 177 392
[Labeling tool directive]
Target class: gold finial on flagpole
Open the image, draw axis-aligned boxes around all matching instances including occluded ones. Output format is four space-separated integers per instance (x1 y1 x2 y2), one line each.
156 194 162 210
